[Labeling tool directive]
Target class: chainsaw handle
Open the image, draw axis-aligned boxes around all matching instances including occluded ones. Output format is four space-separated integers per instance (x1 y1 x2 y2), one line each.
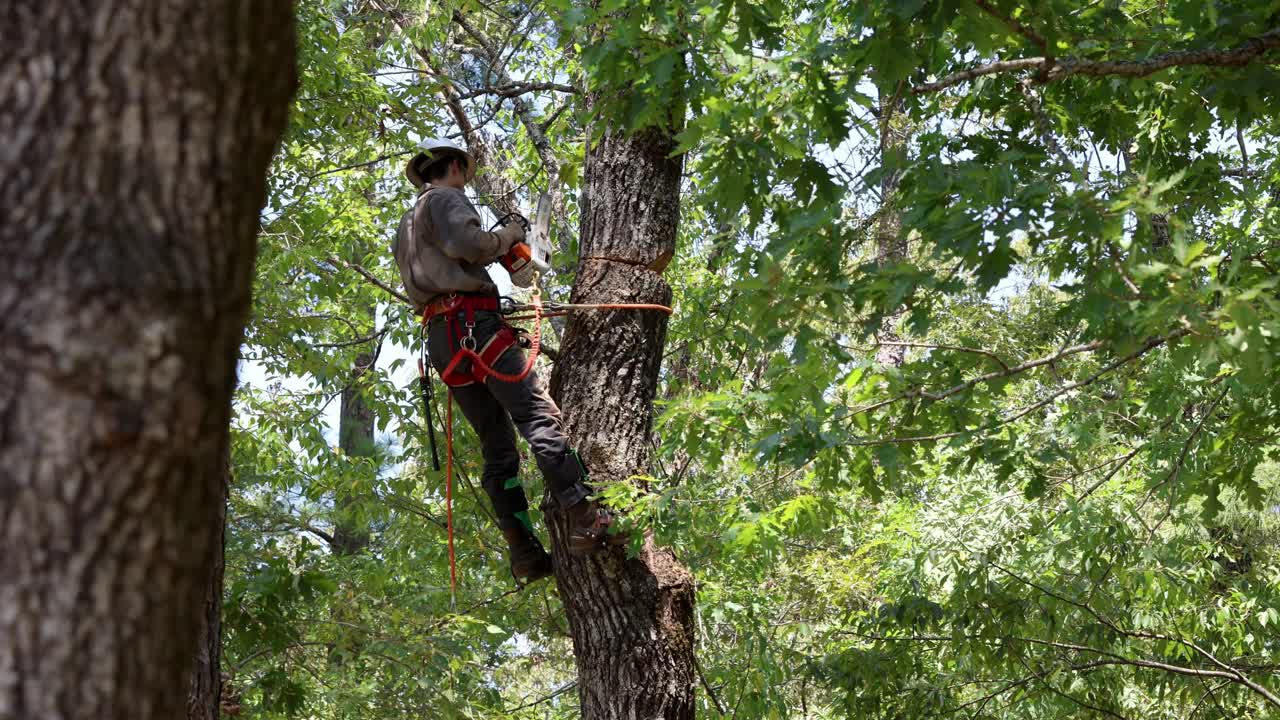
492 212 530 233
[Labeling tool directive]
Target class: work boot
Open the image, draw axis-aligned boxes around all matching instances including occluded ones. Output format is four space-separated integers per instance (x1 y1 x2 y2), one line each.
565 500 629 556
502 527 554 582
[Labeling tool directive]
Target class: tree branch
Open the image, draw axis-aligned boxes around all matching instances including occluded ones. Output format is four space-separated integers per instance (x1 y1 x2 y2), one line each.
914 57 1047 94
1020 657 1134 720
323 256 411 305
990 560 1280 709
452 10 573 248
856 631 1279 705
913 27 1280 94
369 0 521 217
455 80 579 100
694 654 728 715
847 339 1101 418
1018 78 1070 164
865 340 1012 371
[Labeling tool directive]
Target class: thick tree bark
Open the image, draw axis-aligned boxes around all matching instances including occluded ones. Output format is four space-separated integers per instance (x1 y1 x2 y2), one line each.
548 124 697 718
0 3 296 719
186 470 227 720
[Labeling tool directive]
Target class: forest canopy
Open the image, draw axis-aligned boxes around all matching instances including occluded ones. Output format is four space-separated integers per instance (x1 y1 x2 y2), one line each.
227 0 1280 717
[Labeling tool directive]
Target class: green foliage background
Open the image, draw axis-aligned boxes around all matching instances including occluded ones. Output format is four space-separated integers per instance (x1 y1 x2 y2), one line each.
227 0 1280 717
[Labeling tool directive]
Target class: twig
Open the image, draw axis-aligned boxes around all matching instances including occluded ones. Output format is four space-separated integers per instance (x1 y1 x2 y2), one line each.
507 682 577 713
230 642 332 676
695 654 728 715
1072 444 1142 501
430 585 527 630
312 327 390 349
308 151 413 179
1236 120 1250 174
538 100 571 134
972 0 1048 51
1138 384 1231 511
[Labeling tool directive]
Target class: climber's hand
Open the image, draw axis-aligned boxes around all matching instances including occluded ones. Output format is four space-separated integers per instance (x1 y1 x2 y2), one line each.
495 222 526 253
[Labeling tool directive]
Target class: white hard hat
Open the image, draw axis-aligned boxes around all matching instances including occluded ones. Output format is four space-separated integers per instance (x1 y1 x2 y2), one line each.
406 137 475 187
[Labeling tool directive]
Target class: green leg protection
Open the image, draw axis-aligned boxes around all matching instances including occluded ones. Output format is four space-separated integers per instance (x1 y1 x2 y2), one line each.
512 510 534 533
496 477 534 532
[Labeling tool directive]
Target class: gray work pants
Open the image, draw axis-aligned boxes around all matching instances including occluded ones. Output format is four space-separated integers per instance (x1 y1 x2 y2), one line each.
427 309 590 531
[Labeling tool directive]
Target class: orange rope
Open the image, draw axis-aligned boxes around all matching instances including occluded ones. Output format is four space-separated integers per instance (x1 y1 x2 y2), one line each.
504 301 674 323
445 389 457 609
436 295 544 607
551 302 675 314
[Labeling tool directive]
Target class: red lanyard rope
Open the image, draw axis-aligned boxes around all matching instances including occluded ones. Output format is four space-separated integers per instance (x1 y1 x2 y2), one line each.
445 389 457 609
440 291 543 385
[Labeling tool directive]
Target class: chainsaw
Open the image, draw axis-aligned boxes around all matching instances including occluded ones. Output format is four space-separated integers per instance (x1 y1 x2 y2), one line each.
496 192 553 288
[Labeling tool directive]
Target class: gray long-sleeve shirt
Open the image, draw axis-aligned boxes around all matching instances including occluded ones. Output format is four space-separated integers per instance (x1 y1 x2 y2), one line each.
392 185 512 313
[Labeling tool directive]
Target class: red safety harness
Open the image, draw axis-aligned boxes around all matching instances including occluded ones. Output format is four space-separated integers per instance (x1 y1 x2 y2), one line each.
422 292 542 387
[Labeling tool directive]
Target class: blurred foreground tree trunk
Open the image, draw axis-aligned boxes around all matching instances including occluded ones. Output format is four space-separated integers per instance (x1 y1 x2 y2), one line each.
0 2 296 718
187 469 227 720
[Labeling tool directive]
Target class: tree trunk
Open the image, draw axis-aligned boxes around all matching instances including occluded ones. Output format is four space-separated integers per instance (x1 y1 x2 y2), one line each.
0 3 296 719
548 123 697 718
186 470 228 720
875 92 909 369
329 349 375 666
332 349 376 555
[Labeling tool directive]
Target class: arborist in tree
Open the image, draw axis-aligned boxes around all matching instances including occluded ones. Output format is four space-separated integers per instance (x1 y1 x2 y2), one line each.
393 138 623 583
